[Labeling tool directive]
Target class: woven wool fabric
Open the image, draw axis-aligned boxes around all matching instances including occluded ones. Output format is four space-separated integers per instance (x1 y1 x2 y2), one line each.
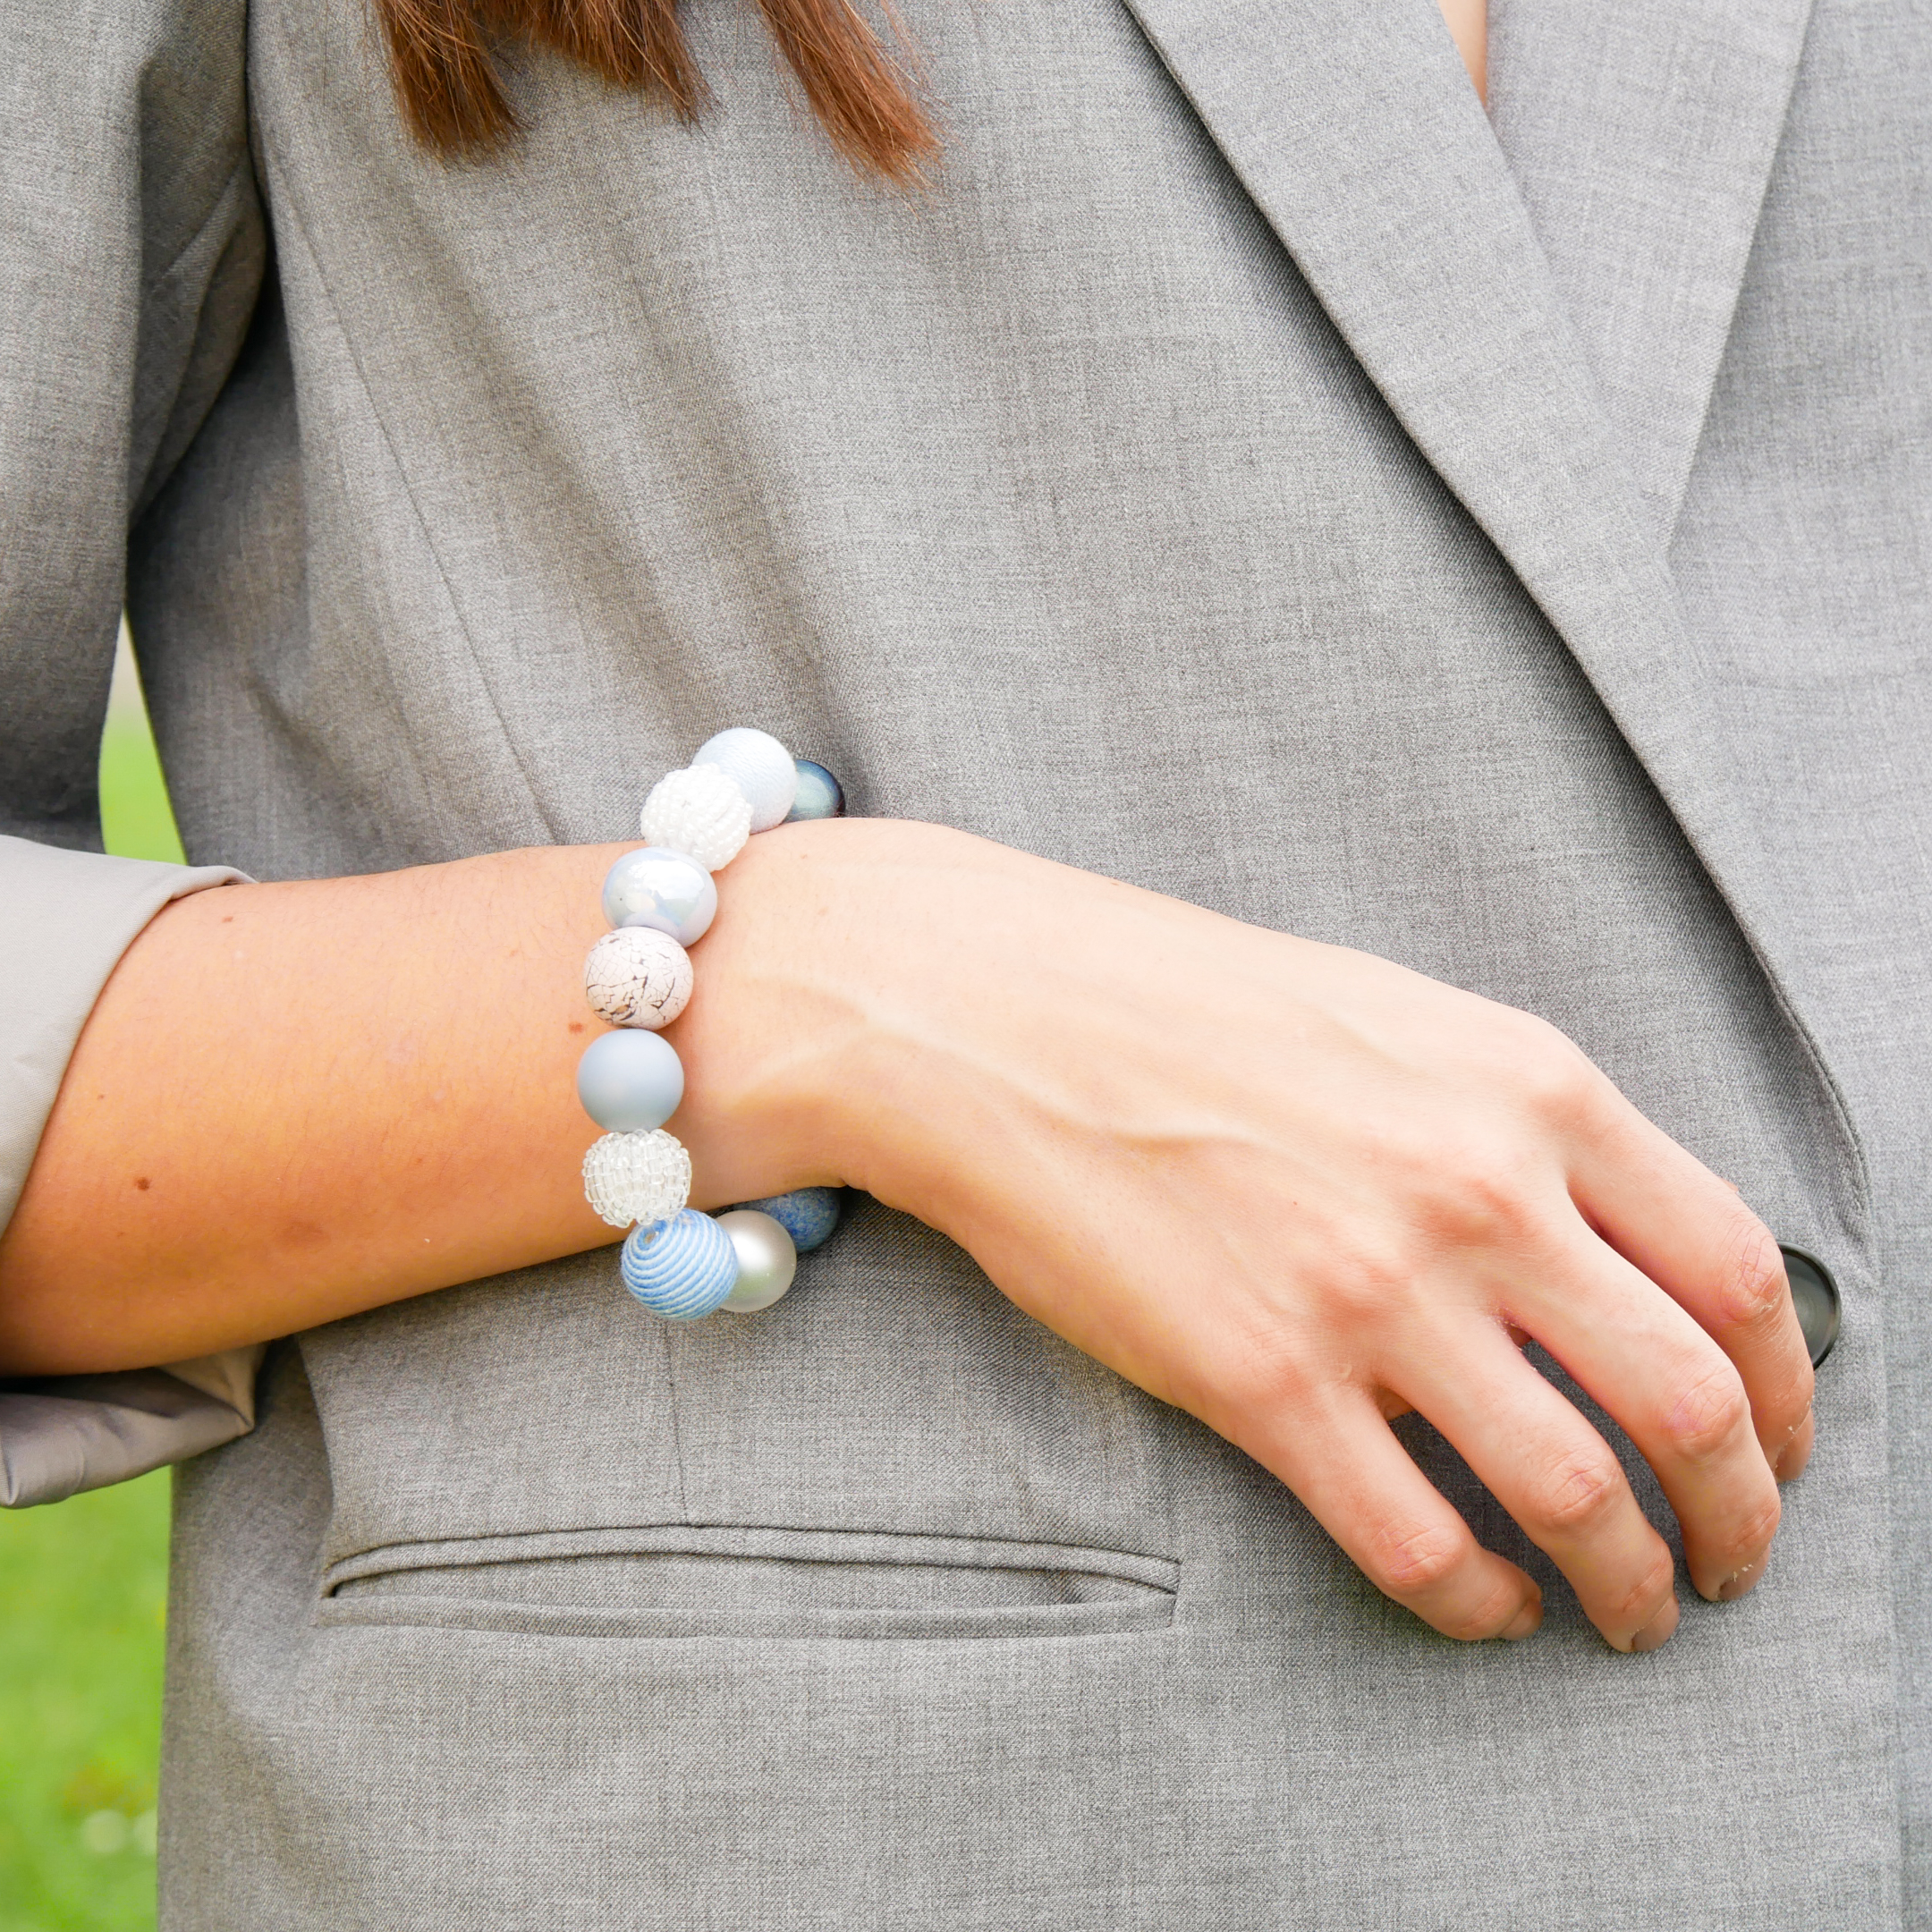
1 0 1928 1922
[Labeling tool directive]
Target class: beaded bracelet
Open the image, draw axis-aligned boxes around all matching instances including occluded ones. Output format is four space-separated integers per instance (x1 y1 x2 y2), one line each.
577 728 847 1321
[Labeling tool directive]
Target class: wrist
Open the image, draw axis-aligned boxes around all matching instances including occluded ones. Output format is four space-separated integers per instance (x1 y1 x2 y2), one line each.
665 815 1027 1215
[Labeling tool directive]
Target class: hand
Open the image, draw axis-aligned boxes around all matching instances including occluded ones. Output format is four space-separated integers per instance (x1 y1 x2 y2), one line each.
685 819 1818 1652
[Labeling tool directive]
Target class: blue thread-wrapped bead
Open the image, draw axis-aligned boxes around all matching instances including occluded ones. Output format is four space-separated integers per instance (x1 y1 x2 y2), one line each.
784 759 845 823
619 1209 740 1320
735 1186 843 1252
577 1030 685 1133
602 847 719 945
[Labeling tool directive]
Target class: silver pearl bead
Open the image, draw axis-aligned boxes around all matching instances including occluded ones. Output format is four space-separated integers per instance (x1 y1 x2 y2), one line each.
716 1209 798 1313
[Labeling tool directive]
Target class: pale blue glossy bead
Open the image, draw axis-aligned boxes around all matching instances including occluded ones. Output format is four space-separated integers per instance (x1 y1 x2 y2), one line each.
577 1030 685 1132
620 1209 740 1319
736 1186 843 1252
784 759 845 823
602 846 717 944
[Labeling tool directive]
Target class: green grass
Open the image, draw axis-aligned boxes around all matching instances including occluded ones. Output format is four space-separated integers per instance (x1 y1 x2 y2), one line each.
1 631 182 1930
0 1476 169 1932
97 636 186 867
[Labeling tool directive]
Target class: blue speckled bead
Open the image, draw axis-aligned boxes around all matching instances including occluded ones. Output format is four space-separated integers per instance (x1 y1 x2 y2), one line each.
784 759 845 823
577 1030 685 1133
619 1209 740 1319
602 846 718 945
735 1186 843 1252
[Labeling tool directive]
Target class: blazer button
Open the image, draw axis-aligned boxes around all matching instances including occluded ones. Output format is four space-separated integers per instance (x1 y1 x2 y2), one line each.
1781 1246 1841 1368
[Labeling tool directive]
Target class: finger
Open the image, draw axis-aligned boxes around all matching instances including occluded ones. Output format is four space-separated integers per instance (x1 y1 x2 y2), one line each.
1515 1232 1781 1605
1245 1386 1543 1644
1567 1096 1814 1479
1391 1316 1679 1652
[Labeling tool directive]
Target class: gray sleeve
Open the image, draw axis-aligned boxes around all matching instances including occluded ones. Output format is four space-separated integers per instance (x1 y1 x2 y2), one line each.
1 0 267 1505
0 841 261 1506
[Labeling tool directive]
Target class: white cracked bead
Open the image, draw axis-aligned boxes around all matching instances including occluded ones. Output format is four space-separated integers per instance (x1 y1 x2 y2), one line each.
694 727 797 832
640 765 753 872
583 928 693 1030
581 1128 691 1230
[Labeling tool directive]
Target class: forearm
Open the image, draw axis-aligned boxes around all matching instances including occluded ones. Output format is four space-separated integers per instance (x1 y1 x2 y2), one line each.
0 832 846 1372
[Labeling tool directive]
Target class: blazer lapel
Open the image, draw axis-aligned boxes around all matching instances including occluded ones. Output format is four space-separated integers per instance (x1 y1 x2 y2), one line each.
1118 0 1792 950
1488 0 1816 541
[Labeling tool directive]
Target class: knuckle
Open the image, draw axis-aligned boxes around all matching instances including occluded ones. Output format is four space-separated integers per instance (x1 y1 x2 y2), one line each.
1521 1445 1624 1538
1406 1138 1556 1258
1716 1219 1792 1333
1709 1488 1783 1573
1435 1576 1528 1645
1364 1517 1470 1598
1606 1549 1677 1629
1508 1021 1600 1125
1770 1355 1818 1434
1314 1243 1419 1331
1201 1326 1331 1430
1659 1357 1753 1463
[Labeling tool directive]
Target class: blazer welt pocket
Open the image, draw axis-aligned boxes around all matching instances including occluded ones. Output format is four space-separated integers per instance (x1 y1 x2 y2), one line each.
318 1525 1179 1640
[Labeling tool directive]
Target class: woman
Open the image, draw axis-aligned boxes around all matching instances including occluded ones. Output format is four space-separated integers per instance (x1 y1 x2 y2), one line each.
0 0 1922 1921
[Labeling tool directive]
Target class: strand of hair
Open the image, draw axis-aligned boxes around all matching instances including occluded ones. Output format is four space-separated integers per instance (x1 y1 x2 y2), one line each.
374 0 935 177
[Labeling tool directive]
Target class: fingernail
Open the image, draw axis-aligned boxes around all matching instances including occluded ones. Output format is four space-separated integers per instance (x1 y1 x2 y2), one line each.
1628 1598 1679 1653
1500 1597 1542 1641
1716 1559 1765 1603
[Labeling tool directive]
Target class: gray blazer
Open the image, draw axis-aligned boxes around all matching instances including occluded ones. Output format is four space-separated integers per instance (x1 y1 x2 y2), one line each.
2 0 1926 1922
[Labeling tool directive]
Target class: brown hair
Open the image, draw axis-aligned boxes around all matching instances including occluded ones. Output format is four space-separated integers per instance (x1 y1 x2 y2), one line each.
375 0 936 181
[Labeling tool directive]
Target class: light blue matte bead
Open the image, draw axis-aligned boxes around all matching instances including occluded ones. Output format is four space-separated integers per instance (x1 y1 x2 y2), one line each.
784 759 845 823
602 846 718 945
736 1186 843 1252
577 1030 685 1132
620 1209 740 1320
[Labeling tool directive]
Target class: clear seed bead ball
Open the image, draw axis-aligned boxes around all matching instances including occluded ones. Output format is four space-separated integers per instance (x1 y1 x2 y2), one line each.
640 765 752 872
577 1030 685 1133
581 1128 691 1230
583 928 692 1030
716 1209 799 1312
694 728 797 832
736 1186 843 1252
784 759 845 823
602 846 717 945
621 1209 741 1320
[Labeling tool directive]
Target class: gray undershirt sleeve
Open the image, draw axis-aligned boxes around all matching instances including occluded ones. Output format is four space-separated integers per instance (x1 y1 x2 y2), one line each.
0 835 259 1506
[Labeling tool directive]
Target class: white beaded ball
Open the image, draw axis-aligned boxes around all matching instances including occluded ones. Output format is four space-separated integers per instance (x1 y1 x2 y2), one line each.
583 928 692 1030
694 727 797 833
581 1128 691 1230
640 765 753 872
